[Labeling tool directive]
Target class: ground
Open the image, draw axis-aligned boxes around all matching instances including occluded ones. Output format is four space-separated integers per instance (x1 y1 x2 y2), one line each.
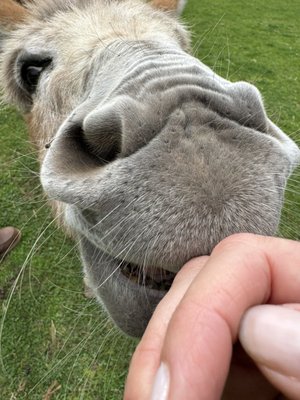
0 0 299 399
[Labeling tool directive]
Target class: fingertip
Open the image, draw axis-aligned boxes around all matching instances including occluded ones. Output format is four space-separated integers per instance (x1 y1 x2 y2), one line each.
239 305 300 379
150 363 170 400
173 255 209 284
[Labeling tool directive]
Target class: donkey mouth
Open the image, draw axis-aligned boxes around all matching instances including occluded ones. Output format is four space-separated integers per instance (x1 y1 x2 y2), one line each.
79 235 175 336
120 261 176 291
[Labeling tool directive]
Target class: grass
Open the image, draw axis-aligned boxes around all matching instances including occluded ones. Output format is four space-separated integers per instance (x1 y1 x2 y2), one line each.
0 0 299 398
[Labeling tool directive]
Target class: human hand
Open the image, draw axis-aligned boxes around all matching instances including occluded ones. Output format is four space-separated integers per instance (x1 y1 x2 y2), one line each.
124 233 300 399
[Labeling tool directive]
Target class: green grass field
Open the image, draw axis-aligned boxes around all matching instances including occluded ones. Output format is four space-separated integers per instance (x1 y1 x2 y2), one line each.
0 0 299 398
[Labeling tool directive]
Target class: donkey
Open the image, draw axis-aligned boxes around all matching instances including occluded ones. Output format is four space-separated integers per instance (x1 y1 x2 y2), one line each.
0 0 299 341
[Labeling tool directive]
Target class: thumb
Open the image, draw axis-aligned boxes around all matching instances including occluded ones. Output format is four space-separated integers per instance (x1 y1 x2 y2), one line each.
239 304 300 400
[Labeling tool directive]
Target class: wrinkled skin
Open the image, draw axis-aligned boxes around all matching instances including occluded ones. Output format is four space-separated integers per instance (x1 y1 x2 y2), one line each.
0 0 299 339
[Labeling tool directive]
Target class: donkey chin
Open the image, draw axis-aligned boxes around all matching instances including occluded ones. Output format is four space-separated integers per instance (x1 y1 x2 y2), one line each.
40 40 300 337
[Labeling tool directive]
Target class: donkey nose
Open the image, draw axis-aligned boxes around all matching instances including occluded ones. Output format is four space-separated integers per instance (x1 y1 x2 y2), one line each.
50 77 269 174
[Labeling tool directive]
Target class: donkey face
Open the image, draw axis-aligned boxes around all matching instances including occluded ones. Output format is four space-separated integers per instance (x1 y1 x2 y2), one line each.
1 0 299 337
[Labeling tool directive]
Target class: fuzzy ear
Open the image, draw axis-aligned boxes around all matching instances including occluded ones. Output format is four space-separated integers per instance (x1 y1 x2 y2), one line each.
0 0 28 38
150 0 187 14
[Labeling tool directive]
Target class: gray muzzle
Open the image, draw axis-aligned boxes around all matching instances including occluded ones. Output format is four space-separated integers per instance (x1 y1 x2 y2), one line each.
41 40 300 336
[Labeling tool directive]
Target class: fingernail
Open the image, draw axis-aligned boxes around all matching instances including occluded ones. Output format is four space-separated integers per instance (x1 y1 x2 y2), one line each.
151 362 170 400
239 305 300 378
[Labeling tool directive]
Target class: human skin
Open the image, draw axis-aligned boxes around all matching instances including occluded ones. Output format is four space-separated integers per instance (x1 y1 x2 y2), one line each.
124 233 300 399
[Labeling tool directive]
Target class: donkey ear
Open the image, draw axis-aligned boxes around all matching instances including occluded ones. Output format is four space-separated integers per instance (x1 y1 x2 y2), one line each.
150 0 187 14
0 0 28 38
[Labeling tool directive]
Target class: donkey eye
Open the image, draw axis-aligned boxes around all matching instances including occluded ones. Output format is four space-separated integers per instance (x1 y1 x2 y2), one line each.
20 59 52 93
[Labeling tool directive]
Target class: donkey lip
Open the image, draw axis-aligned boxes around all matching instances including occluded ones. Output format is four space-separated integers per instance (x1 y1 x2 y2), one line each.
81 236 169 335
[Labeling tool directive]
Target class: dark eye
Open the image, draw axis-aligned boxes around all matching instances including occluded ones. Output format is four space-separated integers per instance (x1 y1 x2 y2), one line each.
20 58 52 93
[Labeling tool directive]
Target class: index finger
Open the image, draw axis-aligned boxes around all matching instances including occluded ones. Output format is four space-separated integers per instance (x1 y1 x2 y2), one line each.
158 233 300 400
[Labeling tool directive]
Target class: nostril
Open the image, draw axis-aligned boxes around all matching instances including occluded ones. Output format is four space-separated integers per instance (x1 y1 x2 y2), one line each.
59 121 86 150
228 81 268 132
82 102 122 163
83 127 120 163
56 118 120 166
